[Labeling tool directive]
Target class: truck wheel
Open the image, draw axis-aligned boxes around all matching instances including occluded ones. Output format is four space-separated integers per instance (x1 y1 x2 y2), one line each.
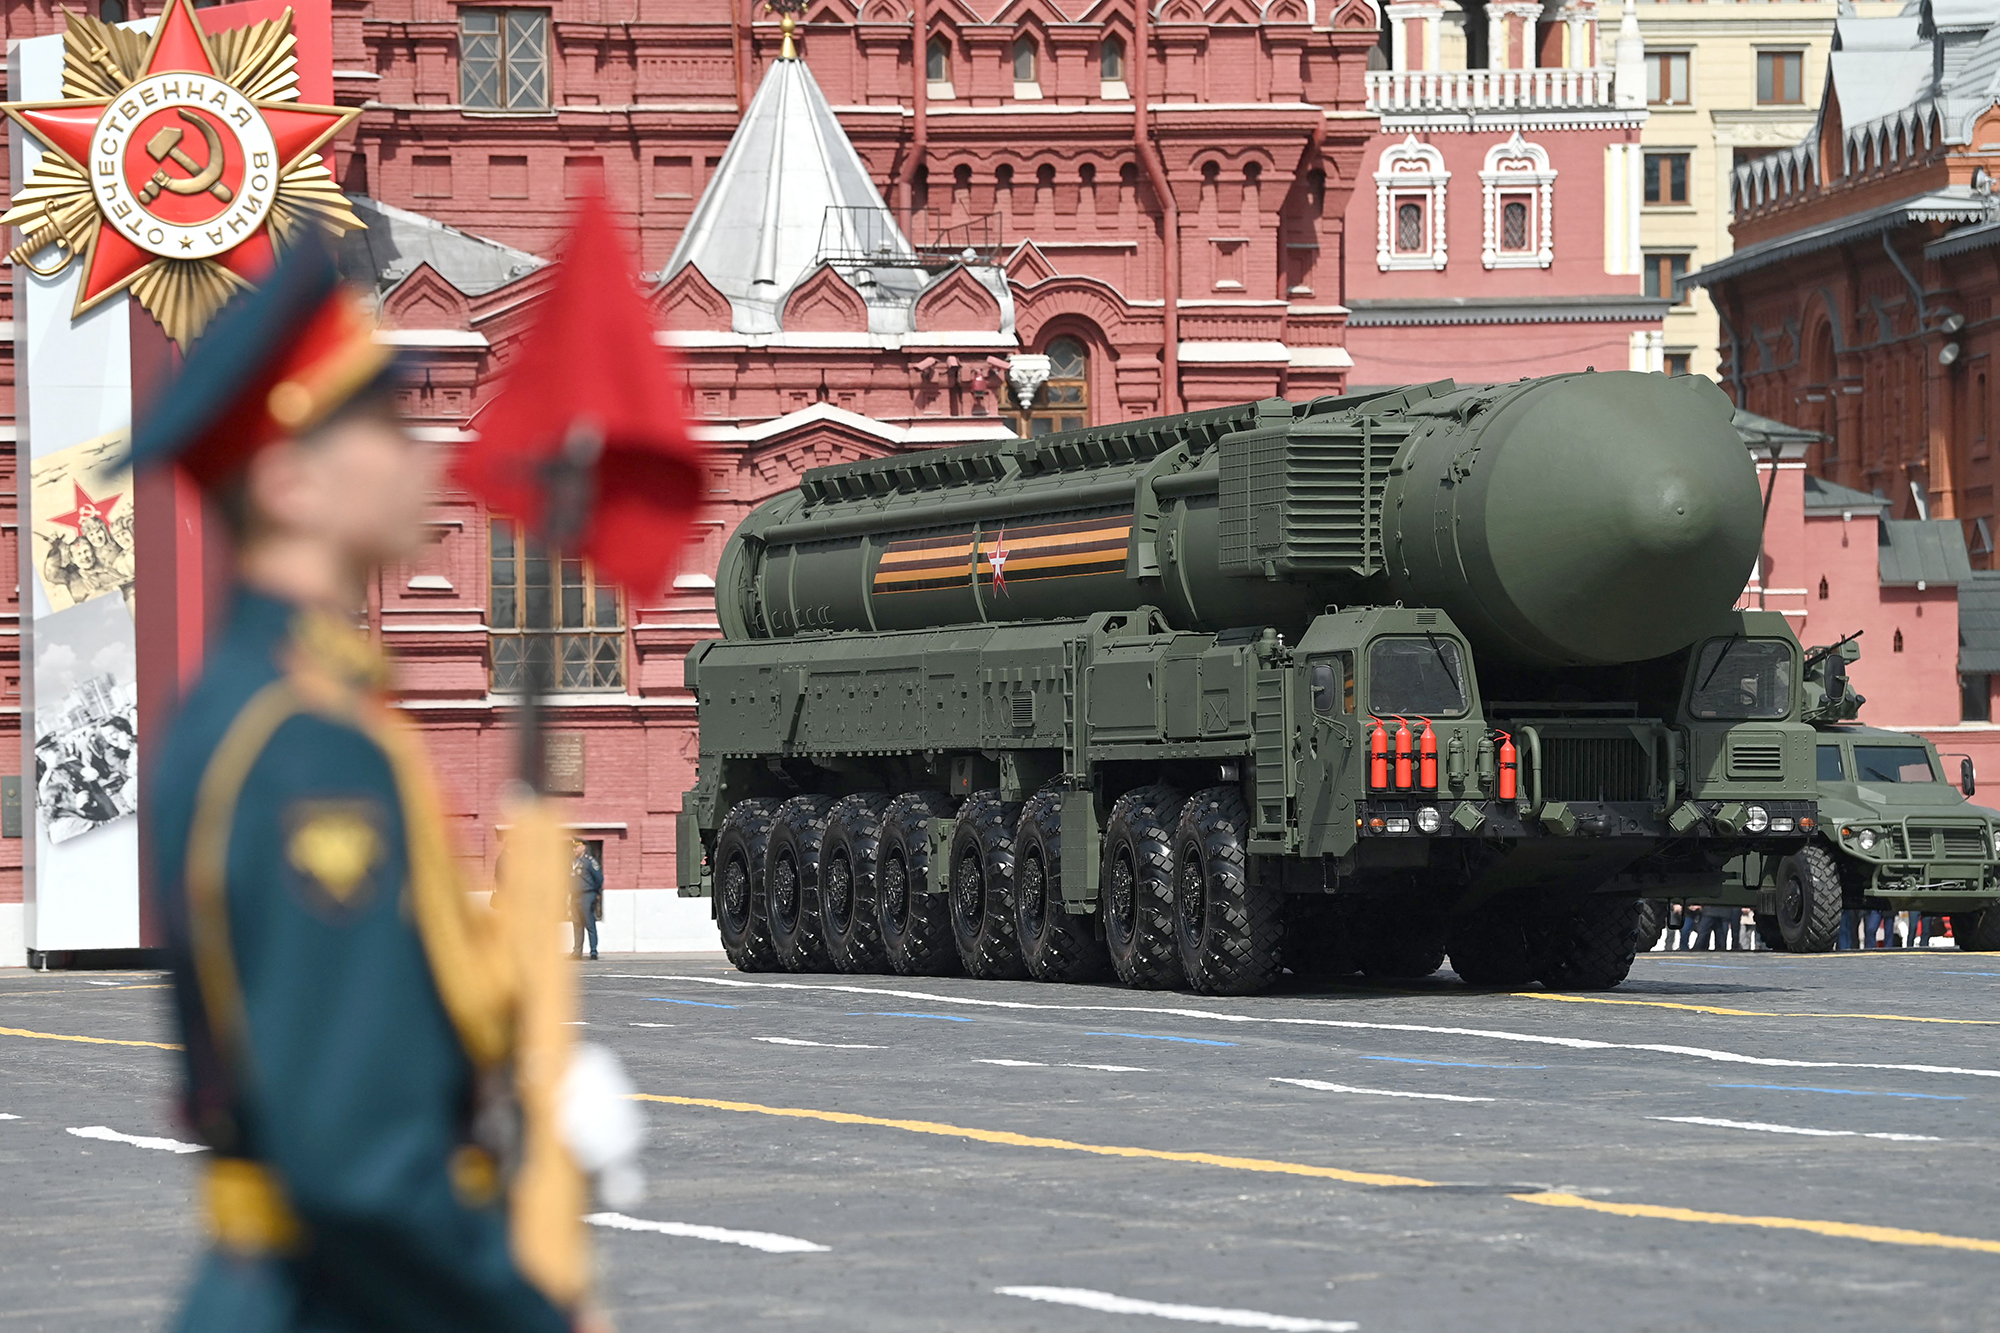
1352 904 1446 980
950 793 1030 980
823 792 892 974
1100 785 1187 990
1173 786 1282 995
1532 895 1641 991
875 791 961 977
1447 902 1536 987
714 798 783 973
1951 909 2000 951
767 796 835 972
1635 899 1668 953
1013 791 1111 984
1774 845 1843 953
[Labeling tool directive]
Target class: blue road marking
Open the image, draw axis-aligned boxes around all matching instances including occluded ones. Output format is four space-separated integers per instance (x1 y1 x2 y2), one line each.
1938 970 2000 977
1363 1056 1547 1070
848 1012 974 1022
1085 1032 1237 1047
647 997 738 1009
1712 1083 1964 1101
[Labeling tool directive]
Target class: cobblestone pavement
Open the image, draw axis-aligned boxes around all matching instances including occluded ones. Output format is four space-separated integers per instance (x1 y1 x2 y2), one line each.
2 949 1995 1331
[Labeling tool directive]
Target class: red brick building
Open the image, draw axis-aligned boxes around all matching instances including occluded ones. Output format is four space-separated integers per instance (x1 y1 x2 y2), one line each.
1 0 1655 954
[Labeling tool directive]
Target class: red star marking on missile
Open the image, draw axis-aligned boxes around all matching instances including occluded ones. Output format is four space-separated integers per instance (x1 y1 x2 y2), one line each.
988 527 1009 596
46 481 122 533
7 0 350 309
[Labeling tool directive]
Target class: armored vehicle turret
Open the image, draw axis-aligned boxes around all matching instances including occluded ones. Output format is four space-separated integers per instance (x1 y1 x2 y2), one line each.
682 374 1819 994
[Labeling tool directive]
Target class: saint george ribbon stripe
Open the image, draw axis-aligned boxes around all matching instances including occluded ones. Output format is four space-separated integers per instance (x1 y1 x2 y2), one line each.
638 1092 2000 1256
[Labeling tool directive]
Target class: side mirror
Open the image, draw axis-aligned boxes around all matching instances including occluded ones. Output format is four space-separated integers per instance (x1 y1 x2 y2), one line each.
1963 757 1977 799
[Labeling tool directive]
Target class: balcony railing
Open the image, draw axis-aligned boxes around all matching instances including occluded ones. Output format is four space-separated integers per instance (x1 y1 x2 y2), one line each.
1365 67 1619 113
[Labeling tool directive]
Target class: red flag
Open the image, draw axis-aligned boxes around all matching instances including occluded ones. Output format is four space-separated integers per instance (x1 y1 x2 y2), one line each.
454 194 702 598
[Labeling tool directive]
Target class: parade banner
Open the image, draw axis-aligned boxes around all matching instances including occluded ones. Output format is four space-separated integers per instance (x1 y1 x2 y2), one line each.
7 0 345 955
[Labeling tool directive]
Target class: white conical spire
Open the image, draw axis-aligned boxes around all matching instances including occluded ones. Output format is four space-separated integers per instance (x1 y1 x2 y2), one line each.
663 47 917 333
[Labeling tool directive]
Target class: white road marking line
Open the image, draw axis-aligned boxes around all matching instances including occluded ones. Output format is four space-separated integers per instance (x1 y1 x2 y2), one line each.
66 1125 206 1154
978 1058 1046 1067
1272 1077 1494 1103
584 1211 828 1253
608 974 2000 1082
1651 1115 1941 1142
1067 1063 1150 1072
0 1113 19 1120
563 1022 589 1026
81 980 124 987
628 1022 675 1028
996 1285 1357 1331
976 1059 1153 1072
752 1037 883 1049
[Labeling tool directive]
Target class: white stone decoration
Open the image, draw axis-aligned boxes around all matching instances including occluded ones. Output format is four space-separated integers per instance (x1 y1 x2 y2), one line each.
1374 135 1450 272
1008 353 1052 408
1480 130 1556 270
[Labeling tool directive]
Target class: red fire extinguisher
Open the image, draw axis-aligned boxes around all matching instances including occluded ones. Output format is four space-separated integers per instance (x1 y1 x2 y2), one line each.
1368 719 1388 789
1394 717 1414 790
1497 730 1518 801
1418 719 1438 790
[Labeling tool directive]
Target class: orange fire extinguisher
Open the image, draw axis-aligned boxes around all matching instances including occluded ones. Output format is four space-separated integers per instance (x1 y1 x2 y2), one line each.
1418 719 1438 790
1368 719 1388 789
1497 730 1518 802
1394 717 1414 790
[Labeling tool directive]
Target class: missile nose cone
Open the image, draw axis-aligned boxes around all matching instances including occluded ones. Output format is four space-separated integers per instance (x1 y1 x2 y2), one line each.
1630 477 1717 557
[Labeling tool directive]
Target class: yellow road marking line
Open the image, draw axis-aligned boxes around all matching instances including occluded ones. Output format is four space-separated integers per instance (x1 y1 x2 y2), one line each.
1517 991 2000 1026
0 1025 181 1051
633 1094 1435 1188
1510 1192 2000 1255
642 1093 2000 1256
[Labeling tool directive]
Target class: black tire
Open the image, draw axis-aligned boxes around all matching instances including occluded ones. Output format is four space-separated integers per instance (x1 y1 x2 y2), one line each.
714 798 782 972
1100 785 1187 989
767 795 835 972
1284 896 1357 981
1951 908 2000 951
1635 899 1668 953
875 791 961 976
1012 790 1112 984
1447 901 1537 987
1774 844 1844 953
1533 895 1642 991
950 792 1030 980
1752 913 1784 951
1173 786 1282 995
1353 902 1447 980
822 792 892 974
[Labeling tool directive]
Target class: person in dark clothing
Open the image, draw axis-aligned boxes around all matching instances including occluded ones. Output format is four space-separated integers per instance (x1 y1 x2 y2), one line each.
570 841 604 960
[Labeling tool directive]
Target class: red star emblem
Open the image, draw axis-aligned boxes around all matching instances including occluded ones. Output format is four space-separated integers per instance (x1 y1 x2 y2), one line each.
47 481 123 533
0 0 359 344
987 526 1009 596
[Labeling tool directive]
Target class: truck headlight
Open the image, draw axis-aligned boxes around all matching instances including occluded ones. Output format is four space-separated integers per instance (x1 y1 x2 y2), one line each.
1745 805 1770 833
1417 806 1442 834
1856 828 1877 851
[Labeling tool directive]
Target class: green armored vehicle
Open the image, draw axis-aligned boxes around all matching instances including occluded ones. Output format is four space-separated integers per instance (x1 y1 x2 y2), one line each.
679 372 1818 994
1663 638 2000 951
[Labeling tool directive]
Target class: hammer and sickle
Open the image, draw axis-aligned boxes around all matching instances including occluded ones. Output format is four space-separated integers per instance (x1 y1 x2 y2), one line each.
136 109 233 206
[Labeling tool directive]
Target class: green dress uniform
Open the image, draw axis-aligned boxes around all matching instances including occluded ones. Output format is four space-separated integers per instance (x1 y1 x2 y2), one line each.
133 248 573 1332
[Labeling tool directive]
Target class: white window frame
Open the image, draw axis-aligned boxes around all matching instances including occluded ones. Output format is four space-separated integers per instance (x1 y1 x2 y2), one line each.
1480 131 1555 270
1375 136 1449 272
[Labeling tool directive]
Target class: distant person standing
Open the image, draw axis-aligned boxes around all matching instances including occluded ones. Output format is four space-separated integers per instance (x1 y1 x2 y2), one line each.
1693 903 1738 951
570 841 604 961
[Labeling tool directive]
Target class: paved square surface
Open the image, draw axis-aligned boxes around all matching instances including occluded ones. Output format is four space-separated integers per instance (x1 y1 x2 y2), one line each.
2 949 1995 1330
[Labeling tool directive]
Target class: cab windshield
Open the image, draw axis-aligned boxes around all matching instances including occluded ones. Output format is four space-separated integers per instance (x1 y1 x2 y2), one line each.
1689 638 1793 720
1854 746 1938 784
1370 637 1468 717
1816 744 1845 781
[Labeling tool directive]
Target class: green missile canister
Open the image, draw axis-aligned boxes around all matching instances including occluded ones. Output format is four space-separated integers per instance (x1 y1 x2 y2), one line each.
715 371 1760 668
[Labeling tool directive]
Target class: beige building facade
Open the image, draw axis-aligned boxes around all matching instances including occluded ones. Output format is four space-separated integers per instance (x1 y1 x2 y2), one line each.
1606 0 1837 379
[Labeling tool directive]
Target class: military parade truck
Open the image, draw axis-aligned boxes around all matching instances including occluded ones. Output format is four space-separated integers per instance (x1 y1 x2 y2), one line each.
677 372 1819 995
1646 636 2000 952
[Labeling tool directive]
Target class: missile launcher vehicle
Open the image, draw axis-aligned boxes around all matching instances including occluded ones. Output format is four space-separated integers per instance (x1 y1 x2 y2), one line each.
678 371 1819 994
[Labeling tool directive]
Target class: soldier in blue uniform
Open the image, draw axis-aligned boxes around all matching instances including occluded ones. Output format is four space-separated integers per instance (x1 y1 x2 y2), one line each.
133 247 581 1332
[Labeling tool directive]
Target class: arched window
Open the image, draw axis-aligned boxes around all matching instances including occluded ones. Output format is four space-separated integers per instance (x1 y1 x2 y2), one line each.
1101 35 1125 82
1009 336 1089 437
1818 576 1829 600
1480 131 1556 270
1013 36 1038 83
100 0 127 20
1894 629 1905 653
1375 135 1449 271
926 35 951 86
